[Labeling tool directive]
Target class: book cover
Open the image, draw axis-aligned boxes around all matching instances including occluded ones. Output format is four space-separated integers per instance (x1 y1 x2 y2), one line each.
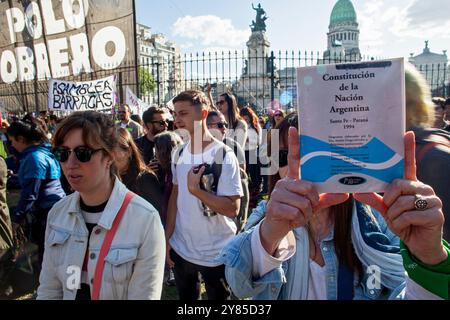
297 58 406 193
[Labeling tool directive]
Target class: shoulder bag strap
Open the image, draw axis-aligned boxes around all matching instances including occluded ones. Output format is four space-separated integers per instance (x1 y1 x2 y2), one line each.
91 191 135 300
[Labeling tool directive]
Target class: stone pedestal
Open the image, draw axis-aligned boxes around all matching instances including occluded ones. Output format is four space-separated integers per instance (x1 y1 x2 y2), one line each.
236 31 274 112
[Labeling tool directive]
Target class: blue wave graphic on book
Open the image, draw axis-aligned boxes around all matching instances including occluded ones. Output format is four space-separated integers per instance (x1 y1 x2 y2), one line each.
300 136 404 183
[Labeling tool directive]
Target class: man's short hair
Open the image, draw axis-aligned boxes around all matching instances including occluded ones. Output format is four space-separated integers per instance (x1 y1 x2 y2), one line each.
121 104 131 113
207 111 220 124
445 98 450 107
432 97 446 110
173 90 209 110
143 106 166 125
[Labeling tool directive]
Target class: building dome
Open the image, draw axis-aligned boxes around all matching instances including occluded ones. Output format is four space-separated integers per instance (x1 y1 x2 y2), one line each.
330 0 357 26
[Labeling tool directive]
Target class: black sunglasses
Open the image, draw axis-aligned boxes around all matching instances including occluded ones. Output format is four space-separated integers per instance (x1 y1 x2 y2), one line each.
151 120 169 126
53 146 102 163
278 150 289 168
208 122 228 129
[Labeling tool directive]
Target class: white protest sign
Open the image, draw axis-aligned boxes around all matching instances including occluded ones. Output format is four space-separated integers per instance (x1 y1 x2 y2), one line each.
48 75 116 112
297 58 405 193
125 87 149 116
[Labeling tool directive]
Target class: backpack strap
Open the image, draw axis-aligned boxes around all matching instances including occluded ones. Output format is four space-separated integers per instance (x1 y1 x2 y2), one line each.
416 134 450 163
210 146 228 193
173 144 187 171
175 144 228 194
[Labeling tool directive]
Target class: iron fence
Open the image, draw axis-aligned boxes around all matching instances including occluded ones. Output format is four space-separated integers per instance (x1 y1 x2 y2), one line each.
139 51 449 113
0 61 138 116
0 50 448 115
141 51 380 114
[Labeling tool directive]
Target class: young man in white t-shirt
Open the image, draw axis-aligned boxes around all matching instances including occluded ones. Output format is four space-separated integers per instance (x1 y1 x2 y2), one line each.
165 90 243 300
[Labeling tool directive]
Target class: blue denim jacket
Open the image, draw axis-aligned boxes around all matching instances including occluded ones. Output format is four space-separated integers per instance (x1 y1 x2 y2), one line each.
217 200 407 300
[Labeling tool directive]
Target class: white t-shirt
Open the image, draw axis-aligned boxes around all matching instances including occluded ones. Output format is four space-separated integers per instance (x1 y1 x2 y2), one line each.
170 140 244 267
308 260 327 300
245 127 261 152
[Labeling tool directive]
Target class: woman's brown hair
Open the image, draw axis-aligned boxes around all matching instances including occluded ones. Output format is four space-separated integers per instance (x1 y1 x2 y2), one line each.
53 111 118 177
220 92 242 129
154 131 183 172
116 127 153 177
267 112 362 274
240 107 261 133
270 109 286 128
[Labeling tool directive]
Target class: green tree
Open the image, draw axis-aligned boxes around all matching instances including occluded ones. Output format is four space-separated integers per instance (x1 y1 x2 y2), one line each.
139 67 156 96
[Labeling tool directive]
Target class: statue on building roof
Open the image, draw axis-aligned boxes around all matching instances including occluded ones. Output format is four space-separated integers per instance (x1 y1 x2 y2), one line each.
423 40 430 54
250 3 268 32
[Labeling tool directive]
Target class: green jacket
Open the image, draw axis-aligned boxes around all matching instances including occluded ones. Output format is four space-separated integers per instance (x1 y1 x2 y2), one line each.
402 240 450 299
0 140 7 159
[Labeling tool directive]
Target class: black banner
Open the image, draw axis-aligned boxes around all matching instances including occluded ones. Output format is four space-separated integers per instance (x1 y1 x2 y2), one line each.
0 0 137 113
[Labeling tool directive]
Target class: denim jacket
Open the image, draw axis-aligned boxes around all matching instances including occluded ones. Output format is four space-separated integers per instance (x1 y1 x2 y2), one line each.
37 178 165 300
218 200 408 300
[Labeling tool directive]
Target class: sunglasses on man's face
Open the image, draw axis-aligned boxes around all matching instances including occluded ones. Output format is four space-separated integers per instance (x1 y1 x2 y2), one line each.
53 146 102 163
209 122 228 129
151 120 169 126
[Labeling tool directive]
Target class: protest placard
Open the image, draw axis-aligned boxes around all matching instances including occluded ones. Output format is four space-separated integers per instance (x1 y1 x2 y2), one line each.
48 75 116 112
126 87 149 116
297 58 405 193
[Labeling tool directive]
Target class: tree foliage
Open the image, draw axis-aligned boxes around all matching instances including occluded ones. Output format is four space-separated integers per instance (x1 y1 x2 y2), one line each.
139 67 156 96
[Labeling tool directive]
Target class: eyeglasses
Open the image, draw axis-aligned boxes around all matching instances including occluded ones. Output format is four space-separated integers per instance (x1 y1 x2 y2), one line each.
216 100 226 106
278 150 289 168
53 146 103 163
151 120 169 126
208 122 228 129
274 113 283 117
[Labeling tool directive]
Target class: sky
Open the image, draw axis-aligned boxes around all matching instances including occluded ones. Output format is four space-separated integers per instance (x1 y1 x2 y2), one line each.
135 0 450 59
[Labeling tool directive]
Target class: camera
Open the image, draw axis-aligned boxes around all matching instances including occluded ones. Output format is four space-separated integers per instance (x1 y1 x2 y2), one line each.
193 163 217 217
193 163 214 175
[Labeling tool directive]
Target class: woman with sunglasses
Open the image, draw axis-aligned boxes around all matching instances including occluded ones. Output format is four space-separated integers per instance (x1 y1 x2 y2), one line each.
216 93 248 150
37 111 165 300
6 120 66 268
219 113 449 300
271 109 286 129
115 128 163 214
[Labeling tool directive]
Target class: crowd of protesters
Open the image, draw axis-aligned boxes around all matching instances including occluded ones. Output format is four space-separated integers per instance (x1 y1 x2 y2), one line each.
0 62 449 300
